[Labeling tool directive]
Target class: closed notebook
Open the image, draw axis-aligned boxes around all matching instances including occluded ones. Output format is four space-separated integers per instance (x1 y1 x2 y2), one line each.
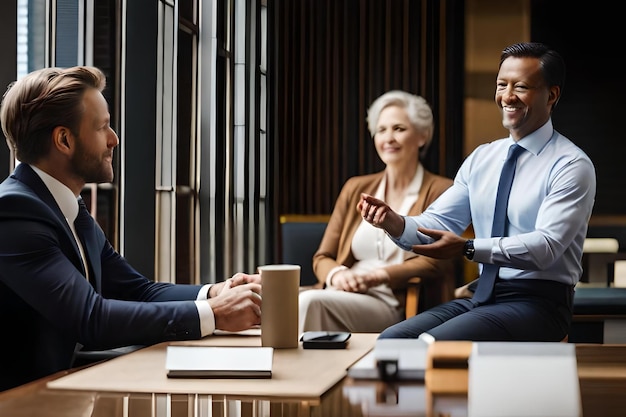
166 345 273 378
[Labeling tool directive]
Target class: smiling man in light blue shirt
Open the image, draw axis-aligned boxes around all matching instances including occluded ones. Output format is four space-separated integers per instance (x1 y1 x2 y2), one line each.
358 42 596 342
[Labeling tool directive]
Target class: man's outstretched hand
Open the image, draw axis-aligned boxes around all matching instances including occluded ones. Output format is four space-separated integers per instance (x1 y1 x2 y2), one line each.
357 193 405 237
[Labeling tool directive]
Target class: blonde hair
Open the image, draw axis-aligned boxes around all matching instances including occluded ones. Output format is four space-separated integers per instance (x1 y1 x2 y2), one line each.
1 66 106 164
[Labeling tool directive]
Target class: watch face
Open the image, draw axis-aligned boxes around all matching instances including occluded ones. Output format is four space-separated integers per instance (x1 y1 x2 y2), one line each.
464 240 474 259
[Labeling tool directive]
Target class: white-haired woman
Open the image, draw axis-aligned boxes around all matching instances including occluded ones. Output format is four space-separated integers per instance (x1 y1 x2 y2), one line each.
299 90 458 333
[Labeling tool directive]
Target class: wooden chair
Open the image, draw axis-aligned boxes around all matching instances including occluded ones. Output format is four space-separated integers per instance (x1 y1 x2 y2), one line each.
404 227 477 318
405 277 423 319
403 256 469 319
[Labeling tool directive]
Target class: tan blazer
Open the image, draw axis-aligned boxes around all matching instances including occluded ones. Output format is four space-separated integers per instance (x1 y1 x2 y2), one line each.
313 169 458 311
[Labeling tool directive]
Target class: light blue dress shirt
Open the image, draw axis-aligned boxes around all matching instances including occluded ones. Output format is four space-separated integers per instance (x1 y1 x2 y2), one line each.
391 120 596 286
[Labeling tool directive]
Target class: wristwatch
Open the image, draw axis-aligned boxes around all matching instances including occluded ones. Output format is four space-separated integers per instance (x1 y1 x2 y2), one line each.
463 239 475 260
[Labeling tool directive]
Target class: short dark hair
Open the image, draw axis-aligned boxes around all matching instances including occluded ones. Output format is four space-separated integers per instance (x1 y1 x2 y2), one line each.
0 66 106 164
500 42 566 94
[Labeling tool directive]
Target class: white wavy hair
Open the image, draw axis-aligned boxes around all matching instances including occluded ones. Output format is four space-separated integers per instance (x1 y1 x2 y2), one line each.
366 90 434 159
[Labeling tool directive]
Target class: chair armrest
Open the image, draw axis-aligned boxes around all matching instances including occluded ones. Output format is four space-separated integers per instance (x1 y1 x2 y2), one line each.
405 277 422 319
71 345 145 368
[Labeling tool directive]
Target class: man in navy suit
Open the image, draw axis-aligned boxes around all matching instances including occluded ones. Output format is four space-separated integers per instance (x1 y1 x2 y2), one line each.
0 66 262 391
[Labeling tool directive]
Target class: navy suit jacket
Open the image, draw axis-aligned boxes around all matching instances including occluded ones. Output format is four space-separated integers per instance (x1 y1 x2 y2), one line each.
0 164 204 391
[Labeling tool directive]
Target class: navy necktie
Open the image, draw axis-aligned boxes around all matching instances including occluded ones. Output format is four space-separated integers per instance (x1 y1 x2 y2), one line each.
473 144 525 303
74 198 96 281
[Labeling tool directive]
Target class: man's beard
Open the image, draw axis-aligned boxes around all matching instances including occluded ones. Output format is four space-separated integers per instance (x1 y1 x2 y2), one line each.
71 138 114 184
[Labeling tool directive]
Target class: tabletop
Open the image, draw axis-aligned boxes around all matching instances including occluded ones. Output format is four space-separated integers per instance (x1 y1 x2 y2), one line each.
2 336 626 417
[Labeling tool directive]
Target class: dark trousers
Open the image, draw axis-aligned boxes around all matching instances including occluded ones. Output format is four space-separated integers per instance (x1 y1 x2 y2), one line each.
379 279 573 341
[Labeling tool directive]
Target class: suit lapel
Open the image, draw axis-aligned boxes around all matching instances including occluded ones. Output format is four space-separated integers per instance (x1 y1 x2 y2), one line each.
12 164 100 289
12 164 70 229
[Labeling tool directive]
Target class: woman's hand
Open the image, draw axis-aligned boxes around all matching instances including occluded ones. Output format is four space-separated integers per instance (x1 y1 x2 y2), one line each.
331 269 389 293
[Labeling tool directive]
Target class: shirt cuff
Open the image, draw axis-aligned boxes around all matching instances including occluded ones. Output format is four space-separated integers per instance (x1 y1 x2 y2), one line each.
197 284 213 300
325 265 348 287
471 238 495 264
195 300 216 336
389 216 434 251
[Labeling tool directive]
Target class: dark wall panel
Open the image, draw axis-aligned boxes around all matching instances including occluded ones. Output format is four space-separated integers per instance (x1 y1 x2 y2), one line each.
0 0 16 176
123 0 158 279
272 0 465 216
531 1 626 217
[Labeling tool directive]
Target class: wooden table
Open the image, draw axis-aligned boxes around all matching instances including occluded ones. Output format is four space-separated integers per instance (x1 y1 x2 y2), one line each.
2 338 626 417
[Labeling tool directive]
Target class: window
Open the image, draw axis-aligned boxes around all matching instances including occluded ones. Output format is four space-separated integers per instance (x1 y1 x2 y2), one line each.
13 0 270 284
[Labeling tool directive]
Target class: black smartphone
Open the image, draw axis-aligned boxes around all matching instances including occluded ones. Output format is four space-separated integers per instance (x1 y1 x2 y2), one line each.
300 331 351 349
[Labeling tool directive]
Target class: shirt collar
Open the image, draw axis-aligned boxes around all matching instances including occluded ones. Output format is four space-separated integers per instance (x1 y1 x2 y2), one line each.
29 165 80 223
513 119 555 156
